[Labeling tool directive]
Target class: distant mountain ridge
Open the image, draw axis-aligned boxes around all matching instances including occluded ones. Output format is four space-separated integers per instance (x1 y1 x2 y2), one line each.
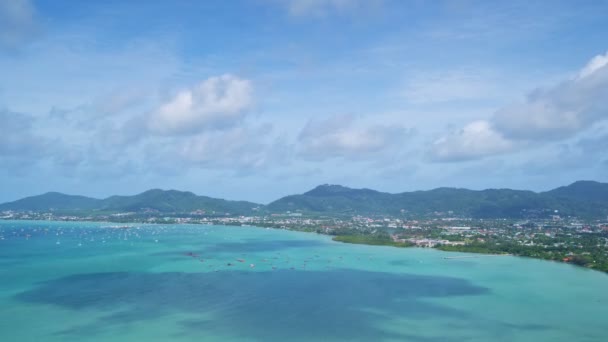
267 181 608 219
1 180 608 219
0 192 102 211
0 189 260 215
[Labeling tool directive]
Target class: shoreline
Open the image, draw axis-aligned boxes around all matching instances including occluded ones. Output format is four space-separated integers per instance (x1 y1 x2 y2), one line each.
330 236 607 274
2 217 606 274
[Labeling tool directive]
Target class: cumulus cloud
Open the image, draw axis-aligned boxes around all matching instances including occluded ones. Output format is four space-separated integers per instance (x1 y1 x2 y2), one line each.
493 52 608 140
298 114 410 160
577 52 608 80
147 74 253 135
0 71 277 179
429 120 514 162
430 51 608 162
0 0 38 49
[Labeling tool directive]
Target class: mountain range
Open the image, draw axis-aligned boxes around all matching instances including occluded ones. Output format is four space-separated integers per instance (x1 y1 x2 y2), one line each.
1 181 608 219
0 189 259 216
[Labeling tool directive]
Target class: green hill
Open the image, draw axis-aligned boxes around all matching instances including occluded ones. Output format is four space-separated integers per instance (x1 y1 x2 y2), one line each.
543 180 608 203
267 182 608 219
2 181 608 219
0 189 260 215
265 185 395 215
100 189 260 215
0 192 101 211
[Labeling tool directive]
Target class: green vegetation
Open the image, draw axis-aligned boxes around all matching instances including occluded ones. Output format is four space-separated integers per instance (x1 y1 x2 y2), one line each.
0 189 260 216
437 243 512 255
2 181 608 219
2 181 608 274
437 235 608 273
332 234 414 248
0 192 101 211
266 181 608 219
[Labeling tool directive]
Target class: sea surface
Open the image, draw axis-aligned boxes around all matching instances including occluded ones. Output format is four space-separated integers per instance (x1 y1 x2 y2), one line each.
0 220 607 341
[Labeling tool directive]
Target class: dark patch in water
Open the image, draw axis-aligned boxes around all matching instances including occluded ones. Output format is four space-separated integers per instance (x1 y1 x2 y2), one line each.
16 269 488 341
499 322 551 331
202 239 328 253
388 260 413 266
148 239 328 259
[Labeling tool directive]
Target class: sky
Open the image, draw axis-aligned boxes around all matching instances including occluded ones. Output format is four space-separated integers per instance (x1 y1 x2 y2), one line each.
1 0 608 203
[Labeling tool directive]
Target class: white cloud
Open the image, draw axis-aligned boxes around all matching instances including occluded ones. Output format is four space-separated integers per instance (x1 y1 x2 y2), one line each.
0 0 37 49
493 51 608 141
493 100 586 141
0 60 267 178
430 51 608 162
429 120 514 162
148 74 253 135
298 114 410 160
577 52 608 80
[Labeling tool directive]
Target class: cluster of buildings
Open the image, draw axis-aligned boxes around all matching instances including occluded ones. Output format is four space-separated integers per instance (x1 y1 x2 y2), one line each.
2 210 607 248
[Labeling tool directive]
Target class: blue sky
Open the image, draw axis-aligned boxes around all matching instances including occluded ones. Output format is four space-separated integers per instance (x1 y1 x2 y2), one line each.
1 0 608 203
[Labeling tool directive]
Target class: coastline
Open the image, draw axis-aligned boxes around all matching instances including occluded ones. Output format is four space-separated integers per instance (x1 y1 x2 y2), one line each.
331 235 413 248
2 217 607 274
330 235 607 274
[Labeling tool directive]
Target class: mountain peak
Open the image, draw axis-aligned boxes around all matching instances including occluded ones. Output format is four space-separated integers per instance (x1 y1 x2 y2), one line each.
567 180 602 188
304 184 353 196
545 180 608 202
42 191 63 195
138 189 195 197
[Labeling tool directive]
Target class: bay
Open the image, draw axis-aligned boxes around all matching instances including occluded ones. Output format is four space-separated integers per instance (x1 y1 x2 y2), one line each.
0 220 606 341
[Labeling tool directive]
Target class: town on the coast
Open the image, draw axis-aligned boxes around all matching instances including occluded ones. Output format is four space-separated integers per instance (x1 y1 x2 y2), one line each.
3 207 608 273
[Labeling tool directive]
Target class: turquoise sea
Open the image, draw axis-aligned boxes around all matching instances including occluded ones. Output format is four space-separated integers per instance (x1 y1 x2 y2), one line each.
0 220 607 341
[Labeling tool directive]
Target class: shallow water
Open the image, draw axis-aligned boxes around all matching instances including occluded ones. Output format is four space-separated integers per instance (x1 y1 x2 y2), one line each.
1 220 606 341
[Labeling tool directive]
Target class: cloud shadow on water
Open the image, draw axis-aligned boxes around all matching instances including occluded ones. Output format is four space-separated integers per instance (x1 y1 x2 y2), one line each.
202 238 329 253
16 269 489 341
149 239 329 259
